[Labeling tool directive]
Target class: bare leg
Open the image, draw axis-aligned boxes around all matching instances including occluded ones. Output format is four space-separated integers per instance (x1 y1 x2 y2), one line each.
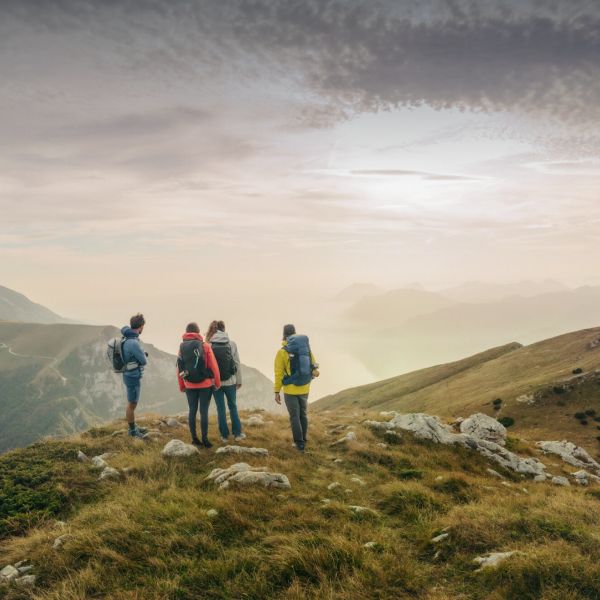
126 402 136 424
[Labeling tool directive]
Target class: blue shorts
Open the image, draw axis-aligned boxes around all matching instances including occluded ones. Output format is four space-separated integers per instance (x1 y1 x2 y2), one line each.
123 378 141 404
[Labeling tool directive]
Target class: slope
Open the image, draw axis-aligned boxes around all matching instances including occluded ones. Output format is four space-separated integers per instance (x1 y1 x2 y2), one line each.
0 322 275 452
0 285 69 324
316 327 600 448
2 411 600 599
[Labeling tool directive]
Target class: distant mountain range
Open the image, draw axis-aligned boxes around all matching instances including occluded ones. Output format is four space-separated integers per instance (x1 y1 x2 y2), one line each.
316 327 600 448
0 285 69 323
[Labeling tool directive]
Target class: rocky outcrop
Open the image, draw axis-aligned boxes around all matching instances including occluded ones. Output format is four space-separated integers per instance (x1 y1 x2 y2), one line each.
536 440 600 476
162 439 200 457
460 413 507 446
206 462 291 490
473 551 519 570
571 470 600 486
369 413 546 477
215 445 269 457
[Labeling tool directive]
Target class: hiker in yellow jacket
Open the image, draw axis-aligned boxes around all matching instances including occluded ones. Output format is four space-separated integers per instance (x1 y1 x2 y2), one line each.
274 324 319 452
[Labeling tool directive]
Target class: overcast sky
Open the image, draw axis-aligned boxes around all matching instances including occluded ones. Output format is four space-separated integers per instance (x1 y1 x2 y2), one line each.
1 0 600 370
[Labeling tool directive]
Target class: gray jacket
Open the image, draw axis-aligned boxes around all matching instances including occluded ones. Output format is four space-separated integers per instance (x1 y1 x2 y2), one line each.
209 330 242 387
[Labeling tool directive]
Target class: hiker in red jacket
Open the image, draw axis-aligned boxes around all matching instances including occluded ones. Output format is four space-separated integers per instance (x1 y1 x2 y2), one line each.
177 322 221 448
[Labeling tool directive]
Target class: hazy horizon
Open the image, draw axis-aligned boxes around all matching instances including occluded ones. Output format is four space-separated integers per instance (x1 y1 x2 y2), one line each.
2 0 600 396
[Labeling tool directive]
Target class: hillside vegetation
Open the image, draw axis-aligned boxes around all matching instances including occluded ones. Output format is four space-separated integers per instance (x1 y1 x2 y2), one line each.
316 328 600 449
0 322 274 452
2 411 600 599
0 286 68 324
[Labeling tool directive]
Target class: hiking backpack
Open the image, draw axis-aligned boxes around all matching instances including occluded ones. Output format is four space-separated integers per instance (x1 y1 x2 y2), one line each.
107 337 127 373
211 341 238 381
282 334 313 386
178 340 213 383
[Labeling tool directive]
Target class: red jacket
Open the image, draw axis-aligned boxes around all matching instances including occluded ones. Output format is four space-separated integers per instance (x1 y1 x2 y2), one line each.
177 332 221 391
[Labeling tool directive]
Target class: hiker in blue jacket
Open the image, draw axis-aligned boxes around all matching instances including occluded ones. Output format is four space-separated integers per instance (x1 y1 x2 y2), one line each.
122 313 148 438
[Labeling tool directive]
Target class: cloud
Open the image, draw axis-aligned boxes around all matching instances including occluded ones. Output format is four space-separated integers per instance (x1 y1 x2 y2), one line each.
351 169 480 181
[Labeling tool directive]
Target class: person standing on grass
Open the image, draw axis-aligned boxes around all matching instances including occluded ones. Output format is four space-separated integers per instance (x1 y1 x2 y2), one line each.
274 324 319 452
122 313 148 439
206 320 246 443
177 322 221 448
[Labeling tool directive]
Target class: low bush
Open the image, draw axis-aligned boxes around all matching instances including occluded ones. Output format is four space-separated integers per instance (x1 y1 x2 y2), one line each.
498 417 515 428
574 412 586 420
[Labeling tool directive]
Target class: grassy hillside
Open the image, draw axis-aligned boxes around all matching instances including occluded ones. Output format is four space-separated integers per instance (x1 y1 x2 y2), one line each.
2 412 600 599
316 328 600 449
0 285 68 324
0 322 275 452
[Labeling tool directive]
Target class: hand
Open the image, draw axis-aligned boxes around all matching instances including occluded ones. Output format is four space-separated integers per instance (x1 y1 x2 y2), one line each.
236 384 242 390
274 392 282 405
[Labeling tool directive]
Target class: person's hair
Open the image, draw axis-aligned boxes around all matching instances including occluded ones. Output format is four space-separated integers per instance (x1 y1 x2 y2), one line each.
206 320 225 341
130 313 145 330
283 323 296 340
186 322 200 334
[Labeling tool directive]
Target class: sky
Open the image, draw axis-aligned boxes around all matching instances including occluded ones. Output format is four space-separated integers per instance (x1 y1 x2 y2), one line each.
1 0 600 391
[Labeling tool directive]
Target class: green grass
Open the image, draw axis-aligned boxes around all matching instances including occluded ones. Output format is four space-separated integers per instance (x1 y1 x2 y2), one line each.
2 411 600 599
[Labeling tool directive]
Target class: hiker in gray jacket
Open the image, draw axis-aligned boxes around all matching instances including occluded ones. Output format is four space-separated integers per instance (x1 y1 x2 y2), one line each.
206 320 246 442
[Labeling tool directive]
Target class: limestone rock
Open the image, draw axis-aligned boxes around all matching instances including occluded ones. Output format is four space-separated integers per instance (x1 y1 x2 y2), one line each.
473 551 518 570
215 445 268 457
77 450 88 462
431 533 450 543
486 468 504 479
17 565 33 574
53 534 72 550
571 470 600 486
91 456 108 469
350 476 366 486
166 417 182 427
99 467 120 481
332 431 357 446
460 413 507 446
349 505 379 517
244 415 266 426
16 575 36 586
536 440 600 476
162 439 200 457
206 509 218 518
364 420 394 431
552 476 570 487
206 462 290 490
0 565 19 581
327 482 341 491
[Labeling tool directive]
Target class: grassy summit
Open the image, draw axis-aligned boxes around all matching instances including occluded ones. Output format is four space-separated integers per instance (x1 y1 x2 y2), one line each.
2 411 600 599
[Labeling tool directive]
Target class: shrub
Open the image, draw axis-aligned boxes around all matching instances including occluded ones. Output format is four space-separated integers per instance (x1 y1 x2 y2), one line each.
493 404 501 411
585 409 596 416
573 368 584 375
574 412 586 420
553 386 566 395
492 398 502 406
580 420 589 425
431 477 476 503
498 417 515 428
397 469 423 481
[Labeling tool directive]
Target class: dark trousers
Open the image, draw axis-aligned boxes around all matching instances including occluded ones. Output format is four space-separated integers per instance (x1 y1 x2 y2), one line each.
185 388 212 441
213 385 243 438
284 393 309 448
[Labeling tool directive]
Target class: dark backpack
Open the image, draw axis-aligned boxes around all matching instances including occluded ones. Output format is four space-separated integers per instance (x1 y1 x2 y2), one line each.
282 334 313 386
107 337 127 373
178 340 212 383
212 341 237 381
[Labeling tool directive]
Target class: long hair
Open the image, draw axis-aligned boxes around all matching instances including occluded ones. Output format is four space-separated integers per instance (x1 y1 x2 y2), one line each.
206 320 225 342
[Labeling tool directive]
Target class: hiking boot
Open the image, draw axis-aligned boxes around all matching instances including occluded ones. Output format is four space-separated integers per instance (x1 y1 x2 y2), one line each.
191 438 203 447
234 433 246 441
202 439 213 449
138 426 148 434
128 426 147 439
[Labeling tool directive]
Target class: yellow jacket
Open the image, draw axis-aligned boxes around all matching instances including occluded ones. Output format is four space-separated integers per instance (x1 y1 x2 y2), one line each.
274 341 317 395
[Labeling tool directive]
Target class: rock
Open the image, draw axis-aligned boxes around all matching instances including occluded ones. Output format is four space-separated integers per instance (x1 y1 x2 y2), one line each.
460 413 507 446
98 452 115 461
435 476 444 481
431 533 450 543
206 462 291 490
333 458 344 464
16 575 37 586
55 521 67 529
77 450 88 462
533 474 547 482
344 488 352 494
91 456 108 469
384 430 402 439
516 393 536 405
215 445 268 457
327 482 341 491
0 565 19 581
375 413 546 477
111 429 127 437
536 440 600 476
552 476 570 487
376 442 388 448
350 476 366 486
571 470 600 486
364 420 394 431
486 468 505 479
321 498 331 504
332 431 357 446
99 467 120 481
17 565 34 574
14 560 28 568
244 415 265 426
379 411 398 418
473 551 518 570
206 509 218 518
349 505 379 517
363 541 381 549
53 534 72 550
162 439 200 457
166 417 182 427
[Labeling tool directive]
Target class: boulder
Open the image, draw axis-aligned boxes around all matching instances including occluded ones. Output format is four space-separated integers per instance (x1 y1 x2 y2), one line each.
16 575 36 586
551 476 570 487
215 445 268 457
162 439 200 457
332 431 357 446
536 440 600 476
206 509 218 518
364 420 394 431
206 462 290 490
460 413 507 446
571 470 600 486
91 456 108 469
52 534 72 550
77 450 88 462
0 565 19 581
244 415 266 426
99 467 120 481
473 551 518 570
350 476 366 486
166 417 182 428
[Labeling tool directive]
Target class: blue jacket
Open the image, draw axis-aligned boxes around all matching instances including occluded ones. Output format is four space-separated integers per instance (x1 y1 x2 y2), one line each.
121 326 147 379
